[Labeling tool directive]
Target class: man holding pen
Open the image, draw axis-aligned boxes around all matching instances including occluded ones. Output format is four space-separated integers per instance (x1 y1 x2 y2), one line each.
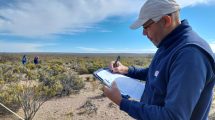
103 0 215 119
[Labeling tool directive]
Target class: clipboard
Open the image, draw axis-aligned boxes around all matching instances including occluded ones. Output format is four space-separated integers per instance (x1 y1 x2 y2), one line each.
93 68 112 87
93 68 145 100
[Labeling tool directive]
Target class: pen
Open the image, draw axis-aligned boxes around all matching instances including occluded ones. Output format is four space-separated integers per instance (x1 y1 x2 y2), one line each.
113 56 120 67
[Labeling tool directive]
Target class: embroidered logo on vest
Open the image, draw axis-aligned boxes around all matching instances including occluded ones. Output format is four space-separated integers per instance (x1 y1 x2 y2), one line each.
154 70 159 77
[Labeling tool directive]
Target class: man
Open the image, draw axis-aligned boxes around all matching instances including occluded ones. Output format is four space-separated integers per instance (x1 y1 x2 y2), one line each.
103 0 215 119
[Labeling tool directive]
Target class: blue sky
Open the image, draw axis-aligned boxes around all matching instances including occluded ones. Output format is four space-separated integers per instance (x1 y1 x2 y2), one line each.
0 0 215 53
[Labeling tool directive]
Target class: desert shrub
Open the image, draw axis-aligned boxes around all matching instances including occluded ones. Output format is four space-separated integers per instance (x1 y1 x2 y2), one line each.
25 69 38 80
0 54 18 63
16 81 59 120
87 64 101 74
77 99 97 115
18 65 28 74
47 64 66 76
76 65 89 74
35 64 42 69
26 63 36 70
0 64 20 83
57 71 84 96
0 84 20 115
39 73 62 94
38 65 84 97
39 79 63 98
13 66 20 74
0 79 4 87
49 60 63 65
1 64 13 73
0 67 3 82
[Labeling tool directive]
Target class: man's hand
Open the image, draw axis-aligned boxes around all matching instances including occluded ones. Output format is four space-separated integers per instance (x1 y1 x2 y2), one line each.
103 82 122 106
109 61 129 74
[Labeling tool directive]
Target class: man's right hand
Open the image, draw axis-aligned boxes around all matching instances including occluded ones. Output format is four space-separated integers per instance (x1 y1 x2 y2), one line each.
109 61 129 74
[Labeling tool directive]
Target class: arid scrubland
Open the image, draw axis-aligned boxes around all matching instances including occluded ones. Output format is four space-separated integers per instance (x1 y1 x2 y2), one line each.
0 53 214 120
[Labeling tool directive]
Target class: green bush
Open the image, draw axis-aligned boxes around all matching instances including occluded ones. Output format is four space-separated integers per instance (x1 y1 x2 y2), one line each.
0 85 20 115
57 72 84 96
26 63 36 70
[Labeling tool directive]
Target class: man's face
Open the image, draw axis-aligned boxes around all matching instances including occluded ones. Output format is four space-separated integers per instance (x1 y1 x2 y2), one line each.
142 18 165 46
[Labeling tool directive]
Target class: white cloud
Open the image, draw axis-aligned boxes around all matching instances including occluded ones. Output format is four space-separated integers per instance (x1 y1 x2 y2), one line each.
77 46 157 53
0 41 54 52
0 0 142 37
0 0 214 37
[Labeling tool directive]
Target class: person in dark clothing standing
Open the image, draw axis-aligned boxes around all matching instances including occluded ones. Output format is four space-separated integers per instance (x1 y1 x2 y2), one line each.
22 55 27 65
34 56 39 64
102 0 215 120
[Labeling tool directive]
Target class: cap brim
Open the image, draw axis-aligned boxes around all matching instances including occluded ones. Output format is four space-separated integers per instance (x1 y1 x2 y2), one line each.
129 19 147 30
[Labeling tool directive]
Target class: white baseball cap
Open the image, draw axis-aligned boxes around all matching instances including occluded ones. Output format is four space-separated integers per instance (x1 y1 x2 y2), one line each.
130 0 180 29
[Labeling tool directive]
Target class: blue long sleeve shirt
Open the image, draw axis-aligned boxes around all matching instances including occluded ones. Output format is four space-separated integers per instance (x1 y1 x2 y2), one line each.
120 20 215 120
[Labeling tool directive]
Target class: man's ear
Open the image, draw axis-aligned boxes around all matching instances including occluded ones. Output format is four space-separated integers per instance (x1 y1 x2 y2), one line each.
163 15 172 28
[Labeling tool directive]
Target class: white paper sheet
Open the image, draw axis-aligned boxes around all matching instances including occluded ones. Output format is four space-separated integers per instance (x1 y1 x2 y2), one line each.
96 69 145 100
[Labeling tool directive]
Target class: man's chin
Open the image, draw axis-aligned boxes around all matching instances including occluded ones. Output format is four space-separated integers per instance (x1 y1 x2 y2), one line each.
151 40 158 47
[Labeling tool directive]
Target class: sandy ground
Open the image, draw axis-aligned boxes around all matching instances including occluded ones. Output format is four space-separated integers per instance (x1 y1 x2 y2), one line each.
1 74 215 120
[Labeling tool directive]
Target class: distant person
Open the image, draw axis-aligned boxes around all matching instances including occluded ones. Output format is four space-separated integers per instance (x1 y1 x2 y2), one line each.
22 55 27 65
102 0 215 120
34 56 39 64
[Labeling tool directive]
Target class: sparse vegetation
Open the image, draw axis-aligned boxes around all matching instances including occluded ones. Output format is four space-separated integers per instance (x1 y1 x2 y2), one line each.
1 53 213 119
0 53 151 118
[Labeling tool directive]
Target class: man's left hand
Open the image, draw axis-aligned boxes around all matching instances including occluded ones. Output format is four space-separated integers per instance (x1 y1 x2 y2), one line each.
103 82 122 106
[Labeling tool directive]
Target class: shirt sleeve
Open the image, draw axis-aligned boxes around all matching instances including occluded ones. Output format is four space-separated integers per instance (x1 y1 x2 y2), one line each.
120 47 209 120
125 66 149 81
